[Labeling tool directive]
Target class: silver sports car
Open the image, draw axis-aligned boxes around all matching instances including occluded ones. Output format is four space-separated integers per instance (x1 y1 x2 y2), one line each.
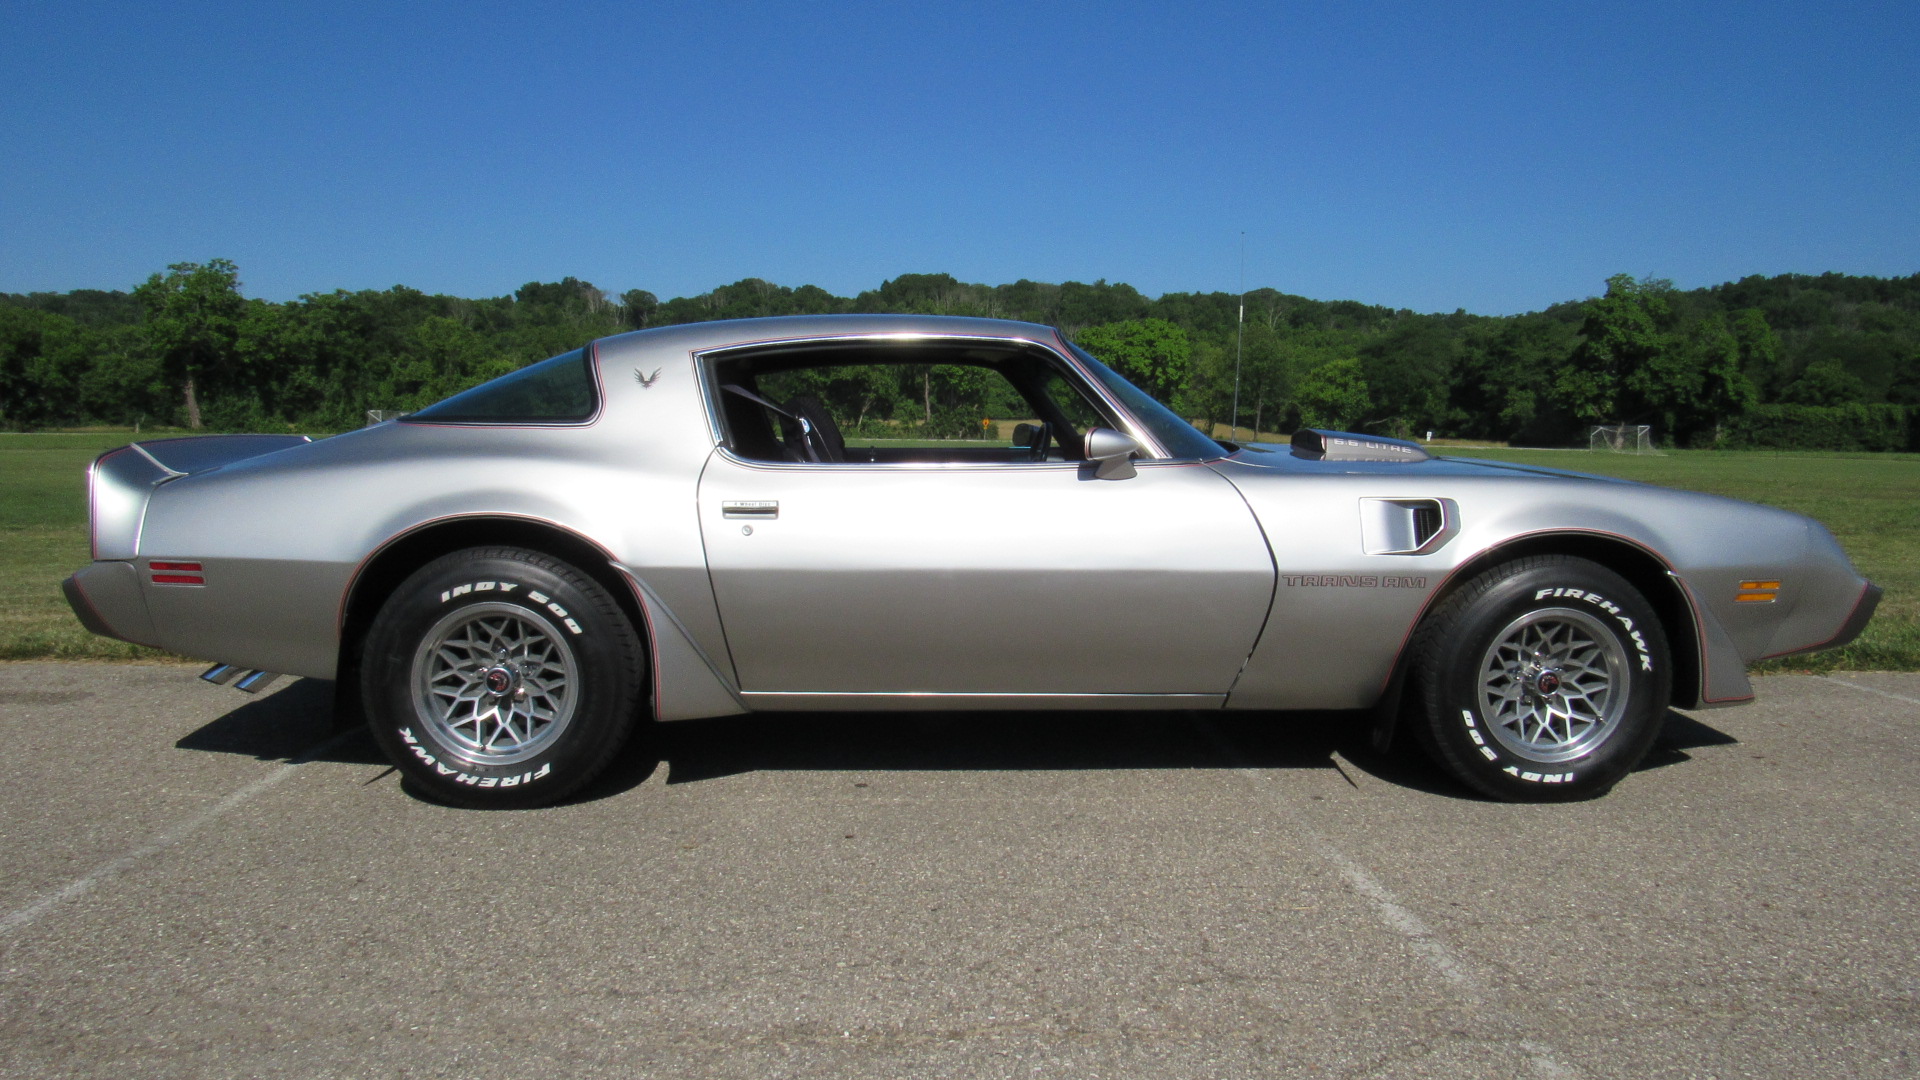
63 315 1879 807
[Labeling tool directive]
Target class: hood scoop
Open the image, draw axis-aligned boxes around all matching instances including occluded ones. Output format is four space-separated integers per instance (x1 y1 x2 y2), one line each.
1290 429 1430 463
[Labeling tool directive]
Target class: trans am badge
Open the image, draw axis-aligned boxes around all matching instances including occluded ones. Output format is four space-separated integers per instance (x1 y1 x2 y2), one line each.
635 367 662 388
1282 574 1428 588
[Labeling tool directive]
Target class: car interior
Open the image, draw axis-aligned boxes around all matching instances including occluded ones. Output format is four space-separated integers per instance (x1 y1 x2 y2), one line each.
706 341 1115 465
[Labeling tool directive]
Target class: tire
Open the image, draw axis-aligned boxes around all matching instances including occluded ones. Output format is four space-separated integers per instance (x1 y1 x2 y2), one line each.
361 547 647 809
1412 556 1670 801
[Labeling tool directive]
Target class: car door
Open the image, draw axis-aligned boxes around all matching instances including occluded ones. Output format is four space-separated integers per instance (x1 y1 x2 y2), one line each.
697 453 1275 700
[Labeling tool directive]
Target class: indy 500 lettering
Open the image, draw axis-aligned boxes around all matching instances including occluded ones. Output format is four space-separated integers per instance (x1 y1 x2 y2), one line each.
440 581 518 602
1462 711 1576 784
438 580 582 634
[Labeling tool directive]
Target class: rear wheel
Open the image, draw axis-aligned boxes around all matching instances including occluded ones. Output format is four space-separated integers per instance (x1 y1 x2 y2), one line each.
361 547 647 808
1413 556 1670 801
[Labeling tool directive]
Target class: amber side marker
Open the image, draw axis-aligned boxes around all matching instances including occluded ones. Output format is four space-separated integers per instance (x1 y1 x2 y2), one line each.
1736 580 1781 603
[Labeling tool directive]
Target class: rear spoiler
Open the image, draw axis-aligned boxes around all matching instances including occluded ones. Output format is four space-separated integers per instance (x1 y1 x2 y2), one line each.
90 434 314 560
119 433 314 477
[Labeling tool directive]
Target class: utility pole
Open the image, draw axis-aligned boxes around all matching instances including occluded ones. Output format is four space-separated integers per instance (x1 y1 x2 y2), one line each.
1230 232 1245 442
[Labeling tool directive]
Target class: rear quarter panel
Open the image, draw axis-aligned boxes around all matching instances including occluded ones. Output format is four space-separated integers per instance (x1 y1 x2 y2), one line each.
131 334 725 680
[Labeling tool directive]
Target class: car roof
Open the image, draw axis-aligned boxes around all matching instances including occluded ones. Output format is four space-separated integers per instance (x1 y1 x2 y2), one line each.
595 314 1062 356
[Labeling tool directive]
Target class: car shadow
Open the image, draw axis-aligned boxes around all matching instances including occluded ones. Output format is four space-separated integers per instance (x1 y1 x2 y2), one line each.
174 678 387 766
660 709 1354 781
171 681 1739 807
589 705 1583 805
1636 709 1741 771
1328 707 1740 801
568 707 1368 805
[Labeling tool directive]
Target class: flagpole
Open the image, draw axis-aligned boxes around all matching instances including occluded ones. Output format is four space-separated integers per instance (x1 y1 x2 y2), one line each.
1230 232 1245 442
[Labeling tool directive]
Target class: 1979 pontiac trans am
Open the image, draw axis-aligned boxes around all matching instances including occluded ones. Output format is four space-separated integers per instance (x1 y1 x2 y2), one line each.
64 315 1879 807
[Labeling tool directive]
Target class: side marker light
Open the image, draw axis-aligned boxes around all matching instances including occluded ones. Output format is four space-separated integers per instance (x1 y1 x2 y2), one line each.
151 560 205 586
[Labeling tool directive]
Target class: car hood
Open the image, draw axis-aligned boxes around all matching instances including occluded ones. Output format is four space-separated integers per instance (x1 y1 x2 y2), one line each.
1222 443 1639 484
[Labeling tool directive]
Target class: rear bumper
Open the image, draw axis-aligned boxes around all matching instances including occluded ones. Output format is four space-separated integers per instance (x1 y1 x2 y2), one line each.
62 574 116 638
63 562 161 647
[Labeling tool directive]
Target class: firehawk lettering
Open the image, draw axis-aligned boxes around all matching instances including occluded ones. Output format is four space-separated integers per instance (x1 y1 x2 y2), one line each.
1537 587 1655 671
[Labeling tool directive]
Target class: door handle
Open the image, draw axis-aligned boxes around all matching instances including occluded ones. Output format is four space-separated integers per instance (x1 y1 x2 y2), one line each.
722 500 779 519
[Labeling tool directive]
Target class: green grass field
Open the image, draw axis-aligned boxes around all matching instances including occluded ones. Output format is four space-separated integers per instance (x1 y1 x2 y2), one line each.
0 432 175 660
3 433 1914 670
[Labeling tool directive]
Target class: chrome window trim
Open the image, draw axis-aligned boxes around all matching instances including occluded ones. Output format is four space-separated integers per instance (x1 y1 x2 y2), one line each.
1045 329 1172 459
401 342 606 428
1053 333 1231 462
706 444 1201 474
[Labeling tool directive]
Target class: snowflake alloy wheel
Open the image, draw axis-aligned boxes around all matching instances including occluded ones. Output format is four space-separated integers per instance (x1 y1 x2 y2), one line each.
1476 606 1630 764
410 601 580 768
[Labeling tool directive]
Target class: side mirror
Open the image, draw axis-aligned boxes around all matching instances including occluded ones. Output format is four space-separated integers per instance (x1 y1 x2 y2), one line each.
1011 422 1044 449
1083 427 1138 480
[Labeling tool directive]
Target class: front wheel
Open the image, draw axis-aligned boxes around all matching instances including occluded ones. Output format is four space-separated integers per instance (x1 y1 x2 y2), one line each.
361 547 647 808
1412 556 1671 801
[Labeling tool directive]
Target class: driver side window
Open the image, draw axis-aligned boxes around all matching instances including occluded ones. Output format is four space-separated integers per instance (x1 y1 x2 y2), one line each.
710 343 1115 466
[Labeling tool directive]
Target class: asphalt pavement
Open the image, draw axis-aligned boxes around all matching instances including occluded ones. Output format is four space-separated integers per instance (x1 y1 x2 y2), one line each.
2 663 1916 1079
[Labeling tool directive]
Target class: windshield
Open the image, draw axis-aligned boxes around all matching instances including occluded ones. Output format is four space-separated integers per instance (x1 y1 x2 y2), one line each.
1063 341 1225 460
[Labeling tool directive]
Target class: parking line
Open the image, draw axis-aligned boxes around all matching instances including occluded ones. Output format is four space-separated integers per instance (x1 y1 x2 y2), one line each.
1316 844 1485 1001
0 730 353 942
1192 717 1582 1079
1819 675 1920 709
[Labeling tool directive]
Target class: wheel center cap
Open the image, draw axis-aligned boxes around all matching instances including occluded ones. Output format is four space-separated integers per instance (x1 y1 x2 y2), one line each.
483 666 517 696
1535 671 1562 696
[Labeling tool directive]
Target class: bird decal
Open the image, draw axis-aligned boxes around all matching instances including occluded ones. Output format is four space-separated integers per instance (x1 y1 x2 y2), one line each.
635 367 662 388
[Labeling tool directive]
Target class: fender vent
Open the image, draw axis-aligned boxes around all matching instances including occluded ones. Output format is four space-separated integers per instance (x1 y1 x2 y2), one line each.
1361 498 1455 555
1413 503 1442 546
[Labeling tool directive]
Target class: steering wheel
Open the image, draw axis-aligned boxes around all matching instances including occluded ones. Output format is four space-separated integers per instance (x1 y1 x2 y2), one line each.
1027 421 1052 462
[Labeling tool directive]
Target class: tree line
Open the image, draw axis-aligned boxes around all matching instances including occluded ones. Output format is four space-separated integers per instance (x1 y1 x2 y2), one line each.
3 261 1917 447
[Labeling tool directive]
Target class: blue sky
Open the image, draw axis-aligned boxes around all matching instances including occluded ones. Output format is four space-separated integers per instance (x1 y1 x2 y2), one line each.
3 0 1914 314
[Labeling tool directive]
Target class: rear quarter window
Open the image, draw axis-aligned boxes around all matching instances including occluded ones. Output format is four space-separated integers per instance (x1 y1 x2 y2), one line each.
406 347 597 424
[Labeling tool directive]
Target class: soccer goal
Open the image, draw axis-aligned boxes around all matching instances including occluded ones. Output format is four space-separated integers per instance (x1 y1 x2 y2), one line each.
1588 424 1656 454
